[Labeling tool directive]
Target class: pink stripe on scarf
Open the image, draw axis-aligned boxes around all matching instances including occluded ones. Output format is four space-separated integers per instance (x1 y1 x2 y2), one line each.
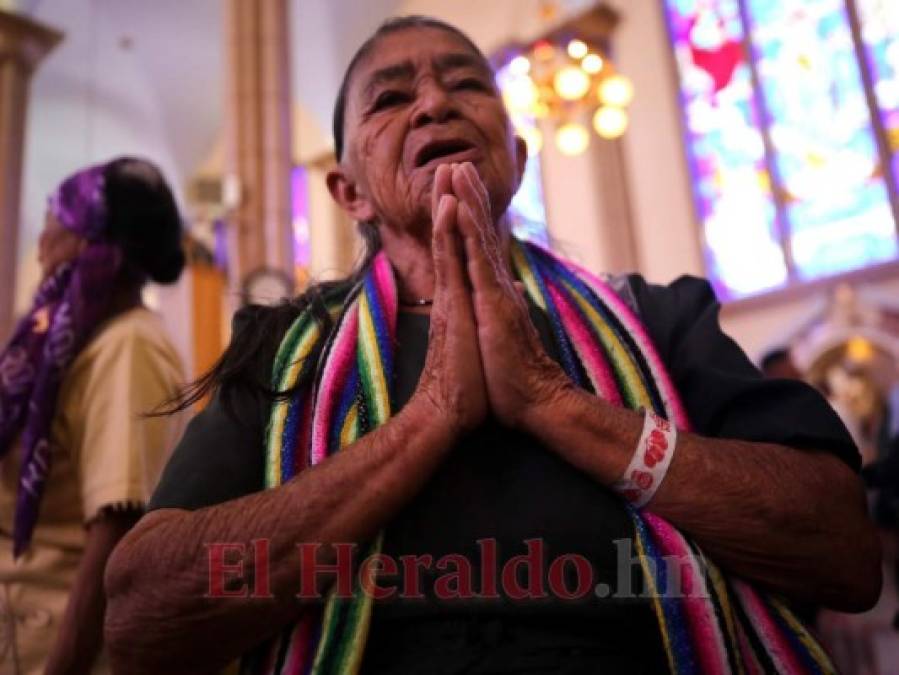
544 277 622 405
310 308 359 465
284 612 317 674
558 254 691 431
294 396 314 475
371 252 398 343
732 580 808 674
644 512 730 675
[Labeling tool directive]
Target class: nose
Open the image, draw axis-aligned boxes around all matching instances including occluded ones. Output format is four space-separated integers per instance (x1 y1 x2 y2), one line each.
410 79 458 128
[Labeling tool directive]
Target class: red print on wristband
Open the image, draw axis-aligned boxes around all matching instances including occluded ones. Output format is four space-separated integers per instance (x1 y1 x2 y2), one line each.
651 414 671 432
630 469 654 490
643 430 668 467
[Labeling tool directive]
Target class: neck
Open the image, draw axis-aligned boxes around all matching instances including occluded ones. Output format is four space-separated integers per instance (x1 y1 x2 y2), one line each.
378 215 516 309
106 283 144 319
378 226 437 306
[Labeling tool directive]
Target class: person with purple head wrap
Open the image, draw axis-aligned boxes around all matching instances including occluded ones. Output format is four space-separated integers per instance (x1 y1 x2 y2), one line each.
0 157 187 674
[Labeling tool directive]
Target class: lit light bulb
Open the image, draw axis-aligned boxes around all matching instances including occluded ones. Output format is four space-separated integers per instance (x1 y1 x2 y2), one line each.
592 106 629 139
553 65 590 101
598 75 634 107
846 335 874 362
580 53 604 74
555 123 590 155
567 39 588 60
502 76 538 112
520 125 544 156
509 55 531 76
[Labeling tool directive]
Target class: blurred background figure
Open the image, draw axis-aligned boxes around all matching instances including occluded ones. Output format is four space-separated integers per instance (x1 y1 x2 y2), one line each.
0 157 187 674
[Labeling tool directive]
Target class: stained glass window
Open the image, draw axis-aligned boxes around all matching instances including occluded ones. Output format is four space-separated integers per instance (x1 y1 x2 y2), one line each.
857 0 899 189
664 0 899 301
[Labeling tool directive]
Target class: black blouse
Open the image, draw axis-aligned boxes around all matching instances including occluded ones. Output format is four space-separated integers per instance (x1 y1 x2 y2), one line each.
149 274 858 674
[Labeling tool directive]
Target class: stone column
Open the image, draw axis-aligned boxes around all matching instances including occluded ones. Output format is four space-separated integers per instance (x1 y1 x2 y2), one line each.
224 0 294 297
540 114 638 277
0 10 61 340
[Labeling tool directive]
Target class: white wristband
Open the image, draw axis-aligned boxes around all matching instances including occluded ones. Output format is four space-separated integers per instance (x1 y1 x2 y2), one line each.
612 410 677 508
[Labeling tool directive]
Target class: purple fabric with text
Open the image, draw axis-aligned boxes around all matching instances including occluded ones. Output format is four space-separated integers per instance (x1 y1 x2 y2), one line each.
0 162 121 557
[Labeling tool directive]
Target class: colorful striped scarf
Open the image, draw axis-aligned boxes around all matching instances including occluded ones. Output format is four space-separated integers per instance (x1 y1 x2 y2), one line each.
249 239 835 674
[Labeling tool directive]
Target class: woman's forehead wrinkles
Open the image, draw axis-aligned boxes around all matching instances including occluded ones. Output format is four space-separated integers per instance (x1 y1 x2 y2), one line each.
359 50 492 102
432 52 493 79
362 61 416 101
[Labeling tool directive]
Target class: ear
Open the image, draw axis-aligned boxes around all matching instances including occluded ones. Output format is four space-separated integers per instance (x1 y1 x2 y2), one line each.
326 165 377 223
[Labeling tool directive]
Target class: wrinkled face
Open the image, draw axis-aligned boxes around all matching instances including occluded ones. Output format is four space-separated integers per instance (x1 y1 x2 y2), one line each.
37 210 83 278
335 27 526 234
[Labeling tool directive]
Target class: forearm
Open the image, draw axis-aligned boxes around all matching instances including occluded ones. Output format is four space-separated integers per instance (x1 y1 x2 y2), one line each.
523 386 882 611
46 568 105 675
47 511 139 675
105 398 454 674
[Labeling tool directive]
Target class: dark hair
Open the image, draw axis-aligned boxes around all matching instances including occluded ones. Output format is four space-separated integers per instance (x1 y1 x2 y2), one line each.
164 16 482 415
162 224 382 415
333 15 490 160
103 157 185 285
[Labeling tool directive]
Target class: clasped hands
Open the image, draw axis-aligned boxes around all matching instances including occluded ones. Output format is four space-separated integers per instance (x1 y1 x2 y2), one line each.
413 161 572 438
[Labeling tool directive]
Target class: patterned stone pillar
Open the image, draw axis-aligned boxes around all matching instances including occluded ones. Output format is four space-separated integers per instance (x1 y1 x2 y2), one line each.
0 10 61 340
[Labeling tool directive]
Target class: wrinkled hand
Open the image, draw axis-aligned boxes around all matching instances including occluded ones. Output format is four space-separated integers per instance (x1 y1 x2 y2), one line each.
411 163 488 436
450 162 571 429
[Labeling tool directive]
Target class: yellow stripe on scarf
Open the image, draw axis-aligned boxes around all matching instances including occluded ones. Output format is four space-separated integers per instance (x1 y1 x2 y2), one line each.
357 290 391 426
634 530 678 675
562 278 653 410
266 323 322 488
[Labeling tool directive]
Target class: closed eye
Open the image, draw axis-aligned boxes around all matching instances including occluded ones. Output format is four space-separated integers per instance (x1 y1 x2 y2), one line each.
372 90 411 111
453 78 490 92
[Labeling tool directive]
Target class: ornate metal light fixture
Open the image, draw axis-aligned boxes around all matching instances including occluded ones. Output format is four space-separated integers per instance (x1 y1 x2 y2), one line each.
496 4 633 157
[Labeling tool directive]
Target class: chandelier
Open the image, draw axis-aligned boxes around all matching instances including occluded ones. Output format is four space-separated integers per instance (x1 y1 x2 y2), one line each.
496 4 633 157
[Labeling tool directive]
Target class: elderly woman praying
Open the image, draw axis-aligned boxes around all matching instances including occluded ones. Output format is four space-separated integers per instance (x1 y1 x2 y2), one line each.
105 16 878 675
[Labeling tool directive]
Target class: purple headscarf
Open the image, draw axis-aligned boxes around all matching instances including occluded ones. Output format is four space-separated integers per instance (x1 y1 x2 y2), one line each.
0 162 122 557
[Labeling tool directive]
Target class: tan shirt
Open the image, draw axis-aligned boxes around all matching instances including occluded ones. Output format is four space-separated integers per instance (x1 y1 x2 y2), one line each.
0 307 186 675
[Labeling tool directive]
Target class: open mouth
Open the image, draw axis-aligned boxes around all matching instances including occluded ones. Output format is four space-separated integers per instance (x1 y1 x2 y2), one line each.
414 139 477 168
